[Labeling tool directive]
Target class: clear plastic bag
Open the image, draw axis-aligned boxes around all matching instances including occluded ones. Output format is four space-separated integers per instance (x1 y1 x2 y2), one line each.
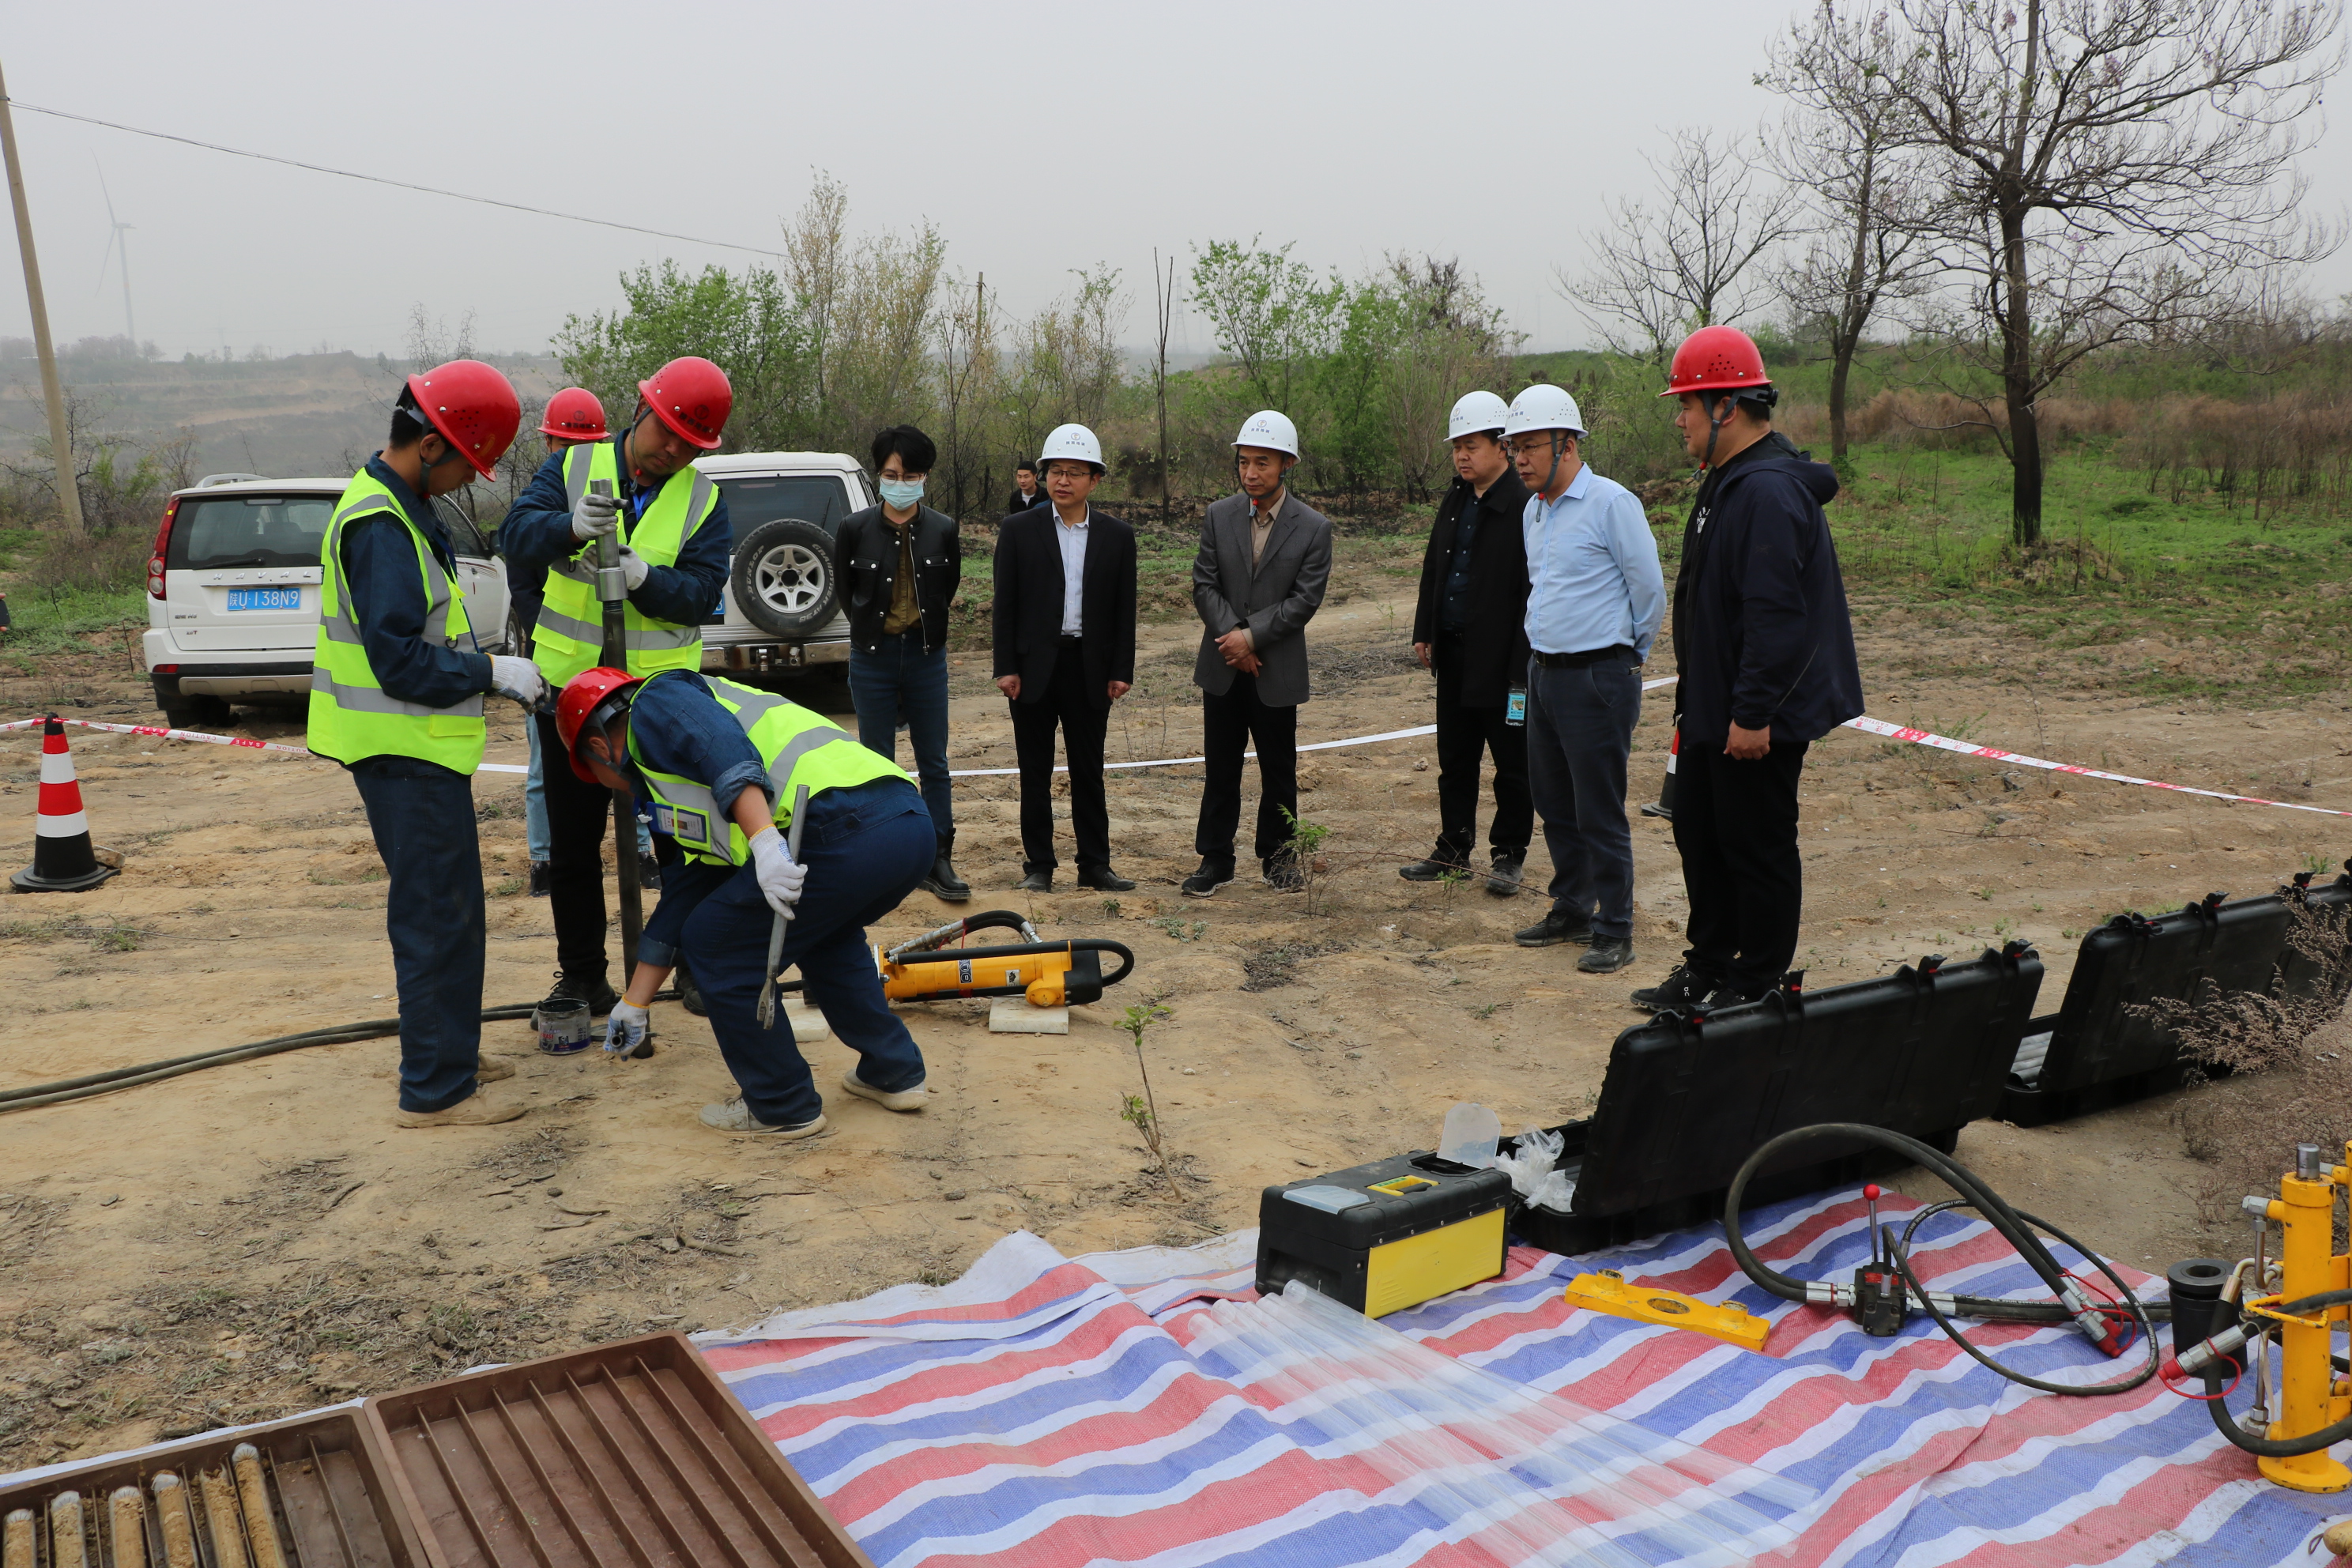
1494 1125 1577 1214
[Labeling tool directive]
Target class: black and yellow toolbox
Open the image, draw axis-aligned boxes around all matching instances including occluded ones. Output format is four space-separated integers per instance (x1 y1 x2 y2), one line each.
1256 1151 1512 1317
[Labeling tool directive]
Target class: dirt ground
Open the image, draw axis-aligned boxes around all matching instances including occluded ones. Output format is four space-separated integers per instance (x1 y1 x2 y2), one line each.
1 539 2347 1472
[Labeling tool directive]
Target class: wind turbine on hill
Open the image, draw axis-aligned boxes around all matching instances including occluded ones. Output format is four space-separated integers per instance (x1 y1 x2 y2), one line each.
93 160 135 350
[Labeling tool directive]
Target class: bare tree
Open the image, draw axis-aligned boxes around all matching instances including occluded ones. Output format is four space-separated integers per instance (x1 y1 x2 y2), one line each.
1871 0 2342 547
935 272 997 519
782 172 849 415
1763 4 1936 461
1152 247 1177 521
1562 126 1802 364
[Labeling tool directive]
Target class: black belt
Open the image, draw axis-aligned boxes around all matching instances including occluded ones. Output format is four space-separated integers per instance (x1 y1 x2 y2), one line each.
1058 634 1084 645
1530 644 1634 669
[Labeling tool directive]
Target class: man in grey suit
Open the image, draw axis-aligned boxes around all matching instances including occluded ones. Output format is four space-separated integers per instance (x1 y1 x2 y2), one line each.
1182 409 1334 897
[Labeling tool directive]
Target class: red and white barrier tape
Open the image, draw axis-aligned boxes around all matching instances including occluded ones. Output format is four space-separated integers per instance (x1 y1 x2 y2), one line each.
0 717 311 755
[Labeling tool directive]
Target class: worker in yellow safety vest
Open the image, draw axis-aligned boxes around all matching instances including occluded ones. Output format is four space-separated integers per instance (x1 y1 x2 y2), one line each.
554 665 937 1136
309 359 545 1128
498 357 736 1023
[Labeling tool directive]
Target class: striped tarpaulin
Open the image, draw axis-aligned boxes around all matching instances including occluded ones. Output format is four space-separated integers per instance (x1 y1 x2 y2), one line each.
699 1189 2346 1566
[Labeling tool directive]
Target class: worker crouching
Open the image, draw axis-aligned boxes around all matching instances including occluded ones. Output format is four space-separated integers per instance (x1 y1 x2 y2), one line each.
557 666 935 1136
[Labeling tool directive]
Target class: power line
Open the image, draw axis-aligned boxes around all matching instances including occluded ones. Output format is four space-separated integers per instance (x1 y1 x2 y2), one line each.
7 98 783 260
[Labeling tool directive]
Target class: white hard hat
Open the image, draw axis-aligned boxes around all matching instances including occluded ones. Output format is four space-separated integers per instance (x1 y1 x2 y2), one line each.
1447 390 1510 442
1038 423 1105 471
1505 384 1585 439
1232 409 1299 458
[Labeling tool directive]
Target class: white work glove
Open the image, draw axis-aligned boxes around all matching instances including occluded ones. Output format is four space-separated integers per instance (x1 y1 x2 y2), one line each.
748 826 807 919
616 545 651 590
571 488 620 543
603 1000 649 1054
488 654 546 707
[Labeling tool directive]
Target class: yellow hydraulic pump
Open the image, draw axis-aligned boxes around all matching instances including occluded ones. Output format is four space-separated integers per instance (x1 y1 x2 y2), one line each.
782 910 1134 1010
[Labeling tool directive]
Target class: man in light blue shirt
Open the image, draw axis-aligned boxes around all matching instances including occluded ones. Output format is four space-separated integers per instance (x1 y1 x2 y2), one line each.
1504 384 1665 973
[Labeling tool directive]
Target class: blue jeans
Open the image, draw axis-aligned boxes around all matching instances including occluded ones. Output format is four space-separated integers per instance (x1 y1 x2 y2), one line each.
1525 656 1642 940
848 631 953 841
681 779 933 1126
528 711 647 864
348 755 484 1112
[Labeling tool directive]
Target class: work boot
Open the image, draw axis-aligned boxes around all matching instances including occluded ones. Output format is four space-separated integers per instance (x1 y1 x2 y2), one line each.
698 1098 826 1138
638 854 663 891
1398 854 1469 883
1181 857 1235 899
395 1090 524 1129
1514 908 1593 948
540 970 620 1017
1630 964 1720 1013
1487 854 1526 898
1078 865 1136 892
841 1070 930 1112
675 959 707 1018
1262 854 1306 893
528 861 551 897
1577 937 1637 974
922 834 972 902
1020 865 1053 893
474 1057 515 1084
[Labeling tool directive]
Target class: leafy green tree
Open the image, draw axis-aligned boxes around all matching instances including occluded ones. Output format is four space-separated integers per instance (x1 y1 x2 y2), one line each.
1189 239 1342 414
553 260 813 452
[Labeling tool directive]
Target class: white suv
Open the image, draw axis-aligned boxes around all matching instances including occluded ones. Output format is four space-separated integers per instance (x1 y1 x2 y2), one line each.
142 475 510 729
692 450 871 681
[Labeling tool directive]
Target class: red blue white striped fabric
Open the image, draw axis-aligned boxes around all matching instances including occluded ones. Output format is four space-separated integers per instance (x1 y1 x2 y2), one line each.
699 1189 2346 1566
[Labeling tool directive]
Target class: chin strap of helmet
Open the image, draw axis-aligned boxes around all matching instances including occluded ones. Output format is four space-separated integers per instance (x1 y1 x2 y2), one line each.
1539 431 1568 497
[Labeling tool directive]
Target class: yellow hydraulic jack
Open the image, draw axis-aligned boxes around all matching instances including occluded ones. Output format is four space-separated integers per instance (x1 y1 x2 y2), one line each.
2165 1141 2352 1494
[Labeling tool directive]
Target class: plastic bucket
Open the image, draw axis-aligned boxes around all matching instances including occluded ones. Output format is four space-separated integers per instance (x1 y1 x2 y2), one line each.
535 999 592 1055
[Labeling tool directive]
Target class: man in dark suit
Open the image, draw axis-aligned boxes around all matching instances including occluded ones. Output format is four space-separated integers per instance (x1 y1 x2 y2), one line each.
1007 461 1045 514
1404 390 1534 895
1182 410 1334 897
992 423 1138 892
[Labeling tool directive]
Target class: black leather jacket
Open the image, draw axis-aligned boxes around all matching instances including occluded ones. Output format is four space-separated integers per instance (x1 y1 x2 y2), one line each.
838 503 962 654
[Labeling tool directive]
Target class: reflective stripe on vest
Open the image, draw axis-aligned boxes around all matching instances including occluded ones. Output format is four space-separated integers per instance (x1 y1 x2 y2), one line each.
531 439 715 685
305 469 486 771
631 673 907 866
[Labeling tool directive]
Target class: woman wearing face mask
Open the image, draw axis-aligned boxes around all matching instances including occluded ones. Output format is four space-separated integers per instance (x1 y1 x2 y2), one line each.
840 424 968 899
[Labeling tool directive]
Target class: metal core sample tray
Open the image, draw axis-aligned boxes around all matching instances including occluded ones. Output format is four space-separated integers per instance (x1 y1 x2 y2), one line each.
0 1404 425 1566
363 1331 871 1568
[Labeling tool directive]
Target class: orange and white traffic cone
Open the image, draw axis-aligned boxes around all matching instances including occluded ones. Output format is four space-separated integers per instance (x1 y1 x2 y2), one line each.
1639 721 1679 822
11 714 119 892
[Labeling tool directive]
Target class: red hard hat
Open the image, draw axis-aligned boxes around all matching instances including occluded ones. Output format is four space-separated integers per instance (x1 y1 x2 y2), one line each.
406 360 522 479
637 356 732 450
1660 326 1770 398
556 666 643 783
538 386 609 443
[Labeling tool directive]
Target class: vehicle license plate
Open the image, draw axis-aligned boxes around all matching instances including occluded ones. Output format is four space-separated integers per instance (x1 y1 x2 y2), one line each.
226 587 303 611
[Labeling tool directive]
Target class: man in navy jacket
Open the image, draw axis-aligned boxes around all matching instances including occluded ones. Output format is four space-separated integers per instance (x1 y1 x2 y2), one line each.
1638 327 1863 1012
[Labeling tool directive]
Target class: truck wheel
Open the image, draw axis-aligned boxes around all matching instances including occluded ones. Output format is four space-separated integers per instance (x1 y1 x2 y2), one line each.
730 518 838 639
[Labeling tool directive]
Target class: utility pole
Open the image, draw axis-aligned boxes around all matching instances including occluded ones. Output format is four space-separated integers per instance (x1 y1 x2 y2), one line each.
0 59 82 531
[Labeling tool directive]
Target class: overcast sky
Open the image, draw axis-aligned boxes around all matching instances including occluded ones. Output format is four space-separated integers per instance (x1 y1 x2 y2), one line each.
4 0 2348 363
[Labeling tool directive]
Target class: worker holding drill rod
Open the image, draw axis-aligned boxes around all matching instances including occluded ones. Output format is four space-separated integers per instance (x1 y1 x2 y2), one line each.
307 360 544 1128
500 357 735 1023
556 665 935 1136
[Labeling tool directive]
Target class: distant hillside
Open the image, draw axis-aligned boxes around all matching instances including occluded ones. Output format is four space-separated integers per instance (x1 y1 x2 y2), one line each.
0 346 565 481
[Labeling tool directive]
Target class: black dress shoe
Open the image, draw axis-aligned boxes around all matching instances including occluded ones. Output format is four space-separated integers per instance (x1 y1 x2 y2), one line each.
1398 856 1470 883
1078 865 1136 892
1487 854 1526 897
1020 867 1053 892
1513 909 1593 948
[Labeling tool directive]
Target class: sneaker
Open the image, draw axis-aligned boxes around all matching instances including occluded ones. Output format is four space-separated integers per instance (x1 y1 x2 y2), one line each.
540 970 620 1017
1578 937 1638 974
1487 854 1526 898
1181 858 1235 899
474 1056 515 1084
675 960 707 1018
1704 981 1770 1009
1630 964 1721 1013
1514 909 1593 948
1398 855 1469 883
1263 855 1306 893
527 861 551 897
638 854 663 891
841 1070 930 1112
396 1090 524 1128
1020 866 1053 892
698 1099 827 1137
1077 865 1136 892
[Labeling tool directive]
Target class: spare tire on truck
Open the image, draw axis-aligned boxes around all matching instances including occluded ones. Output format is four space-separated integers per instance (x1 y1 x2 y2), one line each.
729 518 838 638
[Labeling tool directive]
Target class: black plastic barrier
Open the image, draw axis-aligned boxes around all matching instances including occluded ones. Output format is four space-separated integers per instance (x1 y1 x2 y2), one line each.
1507 942 2044 1257
1999 891 2292 1127
2278 860 2352 1007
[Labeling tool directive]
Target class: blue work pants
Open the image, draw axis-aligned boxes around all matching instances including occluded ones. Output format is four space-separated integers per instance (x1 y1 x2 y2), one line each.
525 717 551 862
1525 656 1642 940
348 755 485 1112
684 780 933 1127
849 631 953 842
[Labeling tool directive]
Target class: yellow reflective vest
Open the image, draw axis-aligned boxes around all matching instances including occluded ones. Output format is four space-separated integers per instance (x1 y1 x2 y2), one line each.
307 469 485 771
531 439 719 685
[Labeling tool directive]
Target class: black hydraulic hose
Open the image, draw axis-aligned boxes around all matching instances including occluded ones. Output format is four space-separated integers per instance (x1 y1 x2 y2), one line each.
0 993 677 1114
2200 1289 2352 1457
1724 1122 2159 1396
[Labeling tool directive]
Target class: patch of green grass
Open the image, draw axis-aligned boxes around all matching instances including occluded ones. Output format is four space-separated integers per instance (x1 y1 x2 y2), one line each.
5 583 146 655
